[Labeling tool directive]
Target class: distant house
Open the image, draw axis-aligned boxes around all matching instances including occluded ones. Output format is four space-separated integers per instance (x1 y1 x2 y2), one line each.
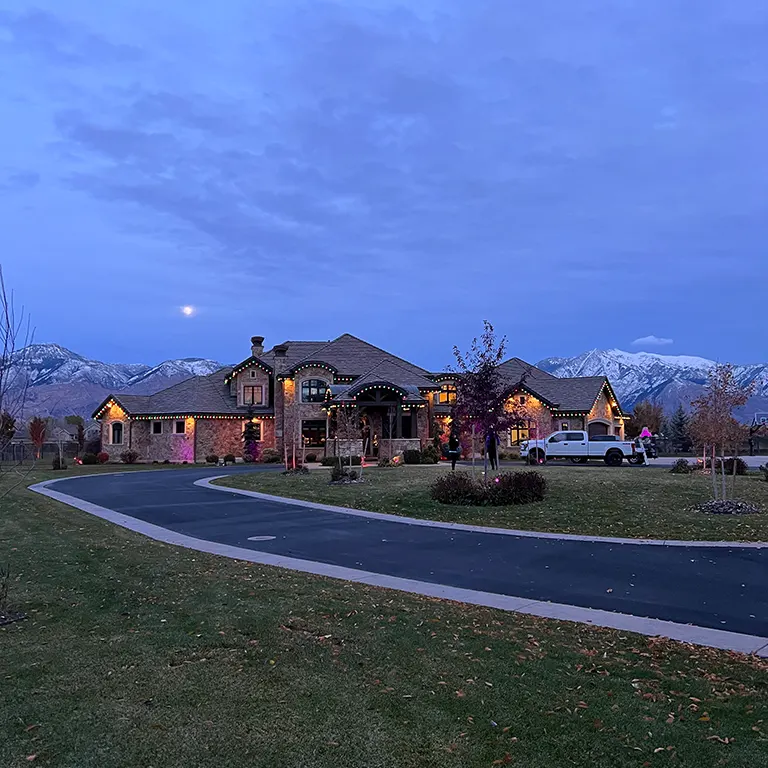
93 334 628 463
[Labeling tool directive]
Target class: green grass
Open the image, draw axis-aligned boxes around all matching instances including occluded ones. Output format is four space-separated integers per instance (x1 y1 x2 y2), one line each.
2 467 768 767
218 465 768 542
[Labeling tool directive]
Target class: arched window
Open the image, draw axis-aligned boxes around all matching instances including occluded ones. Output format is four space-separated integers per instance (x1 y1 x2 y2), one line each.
301 379 328 403
111 422 124 445
438 383 457 405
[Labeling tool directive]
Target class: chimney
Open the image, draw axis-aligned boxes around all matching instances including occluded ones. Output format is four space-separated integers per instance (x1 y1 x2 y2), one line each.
251 336 264 357
273 343 288 358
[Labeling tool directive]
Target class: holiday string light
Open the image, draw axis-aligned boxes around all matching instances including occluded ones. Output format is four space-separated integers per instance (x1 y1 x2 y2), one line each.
224 357 273 384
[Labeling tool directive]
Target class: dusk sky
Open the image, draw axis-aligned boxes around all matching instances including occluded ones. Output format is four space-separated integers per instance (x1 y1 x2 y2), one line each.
2 0 766 369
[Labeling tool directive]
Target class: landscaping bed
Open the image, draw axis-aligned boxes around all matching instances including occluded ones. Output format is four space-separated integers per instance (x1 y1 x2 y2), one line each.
217 465 768 542
1 467 767 767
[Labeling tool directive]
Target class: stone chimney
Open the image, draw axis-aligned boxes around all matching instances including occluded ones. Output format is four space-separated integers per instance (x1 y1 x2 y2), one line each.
251 336 264 356
273 343 288 358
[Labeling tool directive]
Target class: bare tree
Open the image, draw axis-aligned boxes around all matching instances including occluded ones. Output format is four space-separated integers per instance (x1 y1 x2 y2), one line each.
689 364 753 501
0 267 34 493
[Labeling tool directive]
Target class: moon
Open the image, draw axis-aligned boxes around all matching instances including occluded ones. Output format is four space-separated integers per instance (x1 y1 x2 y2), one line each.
181 305 195 316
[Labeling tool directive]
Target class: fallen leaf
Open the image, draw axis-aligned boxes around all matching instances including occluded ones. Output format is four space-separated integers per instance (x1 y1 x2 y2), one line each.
706 736 733 744
24 725 39 733
699 715 710 722
491 753 512 765
26 757 37 763
666 714 675 724
455 690 465 698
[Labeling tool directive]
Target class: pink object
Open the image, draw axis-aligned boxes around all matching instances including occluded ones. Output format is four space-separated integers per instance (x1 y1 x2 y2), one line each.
639 427 653 439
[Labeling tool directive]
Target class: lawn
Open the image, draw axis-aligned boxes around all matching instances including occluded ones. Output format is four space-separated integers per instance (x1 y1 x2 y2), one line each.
2 468 768 768
218 464 768 542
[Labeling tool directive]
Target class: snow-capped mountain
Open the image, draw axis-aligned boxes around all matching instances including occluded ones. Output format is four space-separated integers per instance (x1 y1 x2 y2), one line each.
10 344 223 417
537 349 768 415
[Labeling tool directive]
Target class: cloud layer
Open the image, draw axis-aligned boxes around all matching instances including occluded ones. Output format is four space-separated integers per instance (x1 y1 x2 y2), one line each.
632 336 674 347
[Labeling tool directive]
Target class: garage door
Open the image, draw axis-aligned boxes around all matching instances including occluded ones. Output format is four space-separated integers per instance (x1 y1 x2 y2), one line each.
588 422 609 437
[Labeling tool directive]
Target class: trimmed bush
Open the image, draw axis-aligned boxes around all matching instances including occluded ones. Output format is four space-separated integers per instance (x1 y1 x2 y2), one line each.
120 450 139 464
223 454 237 465
206 454 219 464
420 445 440 464
97 452 109 464
321 455 362 467
721 457 749 476
670 458 694 475
52 456 67 470
430 472 483 505
402 449 421 465
260 448 281 463
430 470 546 507
304 453 317 463
486 471 547 506
162 459 171 464
759 464 768 482
81 453 98 465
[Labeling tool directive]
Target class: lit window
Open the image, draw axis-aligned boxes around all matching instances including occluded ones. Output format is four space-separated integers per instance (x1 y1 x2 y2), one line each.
438 384 457 405
561 422 569 430
301 379 327 403
151 421 162 435
243 385 264 405
175 420 185 434
111 422 123 445
302 420 327 447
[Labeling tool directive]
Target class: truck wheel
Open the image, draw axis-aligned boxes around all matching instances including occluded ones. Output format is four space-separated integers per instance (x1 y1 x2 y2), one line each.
628 455 644 465
604 450 623 467
529 449 546 465
570 457 588 464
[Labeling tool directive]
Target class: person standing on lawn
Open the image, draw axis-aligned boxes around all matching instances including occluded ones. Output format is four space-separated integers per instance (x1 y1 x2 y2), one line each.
486 428 500 471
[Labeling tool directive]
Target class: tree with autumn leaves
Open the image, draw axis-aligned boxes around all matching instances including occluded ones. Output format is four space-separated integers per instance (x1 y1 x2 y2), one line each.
689 364 753 500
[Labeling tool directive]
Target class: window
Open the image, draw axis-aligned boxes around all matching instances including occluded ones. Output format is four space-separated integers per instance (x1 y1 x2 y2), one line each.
509 426 530 445
519 396 527 405
548 433 567 443
438 383 457 405
302 419 326 447
151 421 162 435
249 369 258 379
301 379 328 403
243 385 264 405
111 422 124 445
175 420 185 434
566 432 585 441
400 411 414 439
243 420 262 441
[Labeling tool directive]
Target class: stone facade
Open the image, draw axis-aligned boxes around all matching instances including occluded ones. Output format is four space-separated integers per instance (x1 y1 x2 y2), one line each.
587 391 624 437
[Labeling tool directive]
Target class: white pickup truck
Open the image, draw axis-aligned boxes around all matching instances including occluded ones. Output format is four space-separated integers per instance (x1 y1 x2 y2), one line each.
520 431 641 467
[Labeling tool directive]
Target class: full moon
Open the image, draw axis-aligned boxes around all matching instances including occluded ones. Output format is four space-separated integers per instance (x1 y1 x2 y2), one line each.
181 305 195 316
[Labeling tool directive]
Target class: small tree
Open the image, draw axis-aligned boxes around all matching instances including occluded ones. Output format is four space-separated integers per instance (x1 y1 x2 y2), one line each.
76 423 85 455
689 364 753 500
626 400 664 438
0 411 15 441
452 321 517 478
335 405 361 475
242 412 261 463
28 416 46 460
667 405 692 452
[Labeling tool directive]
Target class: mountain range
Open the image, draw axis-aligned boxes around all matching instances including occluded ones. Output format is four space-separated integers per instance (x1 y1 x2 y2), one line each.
537 349 768 417
10 344 224 419
6 344 767 420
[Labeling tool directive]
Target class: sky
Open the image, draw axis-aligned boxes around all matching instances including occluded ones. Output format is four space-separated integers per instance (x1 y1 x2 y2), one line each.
1 0 767 369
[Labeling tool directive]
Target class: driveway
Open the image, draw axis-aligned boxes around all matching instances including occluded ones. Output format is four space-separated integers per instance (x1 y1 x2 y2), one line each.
33 467 768 655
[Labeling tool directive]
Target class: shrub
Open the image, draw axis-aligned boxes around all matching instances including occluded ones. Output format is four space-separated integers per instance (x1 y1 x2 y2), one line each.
120 450 139 464
403 449 421 465
670 458 694 475
52 456 67 470
430 470 546 506
486 471 547 506
260 448 282 463
81 452 99 465
721 457 749 476
321 455 362 466
162 459 171 464
206 454 219 464
97 451 109 464
430 472 484 505
304 453 317 463
223 454 237 465
282 466 309 476
420 445 440 464
330 464 359 482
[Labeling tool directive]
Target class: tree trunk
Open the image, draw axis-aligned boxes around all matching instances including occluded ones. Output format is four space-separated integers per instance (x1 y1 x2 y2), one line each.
720 444 726 501
710 445 717 500
483 430 488 480
471 424 476 471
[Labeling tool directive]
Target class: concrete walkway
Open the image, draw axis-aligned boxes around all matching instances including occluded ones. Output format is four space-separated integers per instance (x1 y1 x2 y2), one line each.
31 466 768 656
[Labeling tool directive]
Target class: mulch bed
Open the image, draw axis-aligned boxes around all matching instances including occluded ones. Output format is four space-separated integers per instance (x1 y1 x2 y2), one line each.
695 500 763 515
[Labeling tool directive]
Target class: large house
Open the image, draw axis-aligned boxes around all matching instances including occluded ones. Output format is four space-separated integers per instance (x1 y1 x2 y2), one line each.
94 334 627 462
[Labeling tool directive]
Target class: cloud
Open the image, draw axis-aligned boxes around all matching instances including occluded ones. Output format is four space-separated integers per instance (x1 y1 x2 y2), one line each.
632 335 674 347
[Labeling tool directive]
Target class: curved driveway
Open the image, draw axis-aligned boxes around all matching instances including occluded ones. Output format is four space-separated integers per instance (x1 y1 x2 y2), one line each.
33 467 768 654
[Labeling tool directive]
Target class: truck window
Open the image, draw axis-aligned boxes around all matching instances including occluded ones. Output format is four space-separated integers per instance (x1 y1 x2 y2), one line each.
548 433 567 443
566 432 584 441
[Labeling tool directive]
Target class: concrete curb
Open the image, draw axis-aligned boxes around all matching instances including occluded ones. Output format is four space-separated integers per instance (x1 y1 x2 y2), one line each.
200 476 768 549
29 476 768 657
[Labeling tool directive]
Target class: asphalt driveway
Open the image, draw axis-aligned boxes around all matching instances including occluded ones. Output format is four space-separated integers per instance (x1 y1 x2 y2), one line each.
35 466 768 648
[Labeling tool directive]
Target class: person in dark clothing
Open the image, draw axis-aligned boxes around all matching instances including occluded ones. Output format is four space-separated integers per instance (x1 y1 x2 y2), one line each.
448 427 461 470
486 428 500 471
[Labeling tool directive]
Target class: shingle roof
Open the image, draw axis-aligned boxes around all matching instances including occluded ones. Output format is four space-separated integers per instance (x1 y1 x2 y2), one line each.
498 357 557 383
330 359 437 403
261 341 329 366
522 376 611 412
284 334 431 377
104 368 271 417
